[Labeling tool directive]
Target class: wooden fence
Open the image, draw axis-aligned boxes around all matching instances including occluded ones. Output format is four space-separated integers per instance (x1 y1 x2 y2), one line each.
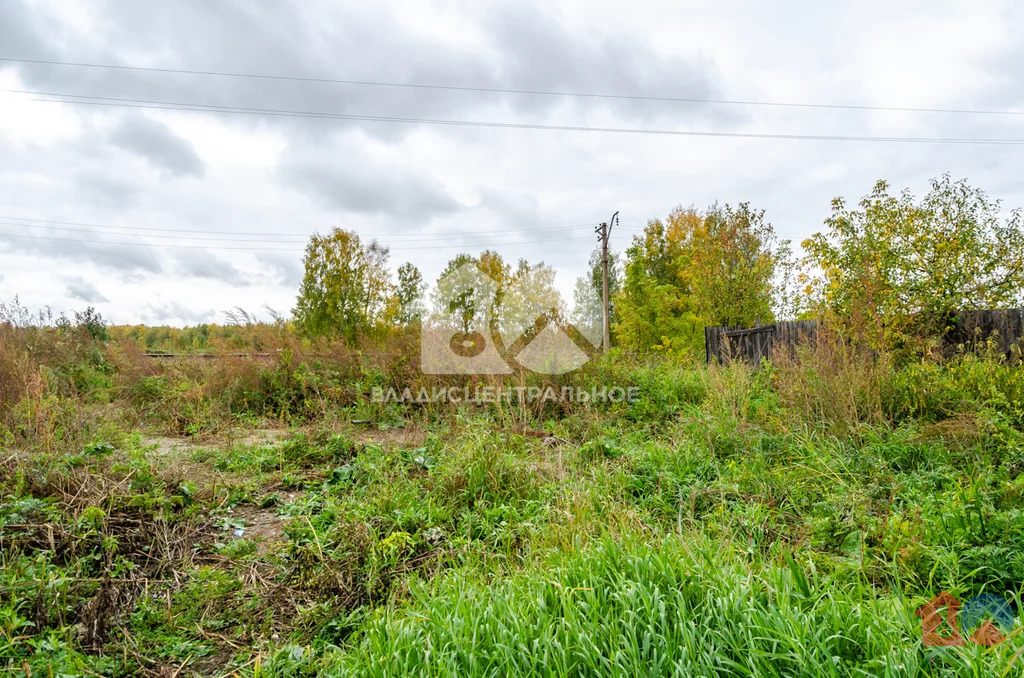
704 321 818 365
945 308 1024 357
705 309 1024 364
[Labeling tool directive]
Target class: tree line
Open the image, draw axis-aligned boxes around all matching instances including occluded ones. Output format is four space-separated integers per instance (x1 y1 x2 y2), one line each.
133 173 1024 358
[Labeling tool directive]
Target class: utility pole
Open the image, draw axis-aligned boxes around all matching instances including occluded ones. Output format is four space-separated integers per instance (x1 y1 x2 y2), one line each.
595 211 618 351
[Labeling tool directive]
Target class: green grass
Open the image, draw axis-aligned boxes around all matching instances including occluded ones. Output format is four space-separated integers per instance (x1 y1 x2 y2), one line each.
4 350 1024 676
329 536 1015 677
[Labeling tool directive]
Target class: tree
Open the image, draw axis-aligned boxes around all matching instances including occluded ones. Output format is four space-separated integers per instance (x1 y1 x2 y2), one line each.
431 253 487 333
802 175 1024 348
614 203 789 354
571 274 602 344
396 262 426 326
684 203 792 326
293 228 395 344
615 212 701 353
571 245 620 346
74 307 108 341
625 211 694 286
477 249 512 291
615 258 703 353
362 241 395 330
495 258 565 345
429 252 570 367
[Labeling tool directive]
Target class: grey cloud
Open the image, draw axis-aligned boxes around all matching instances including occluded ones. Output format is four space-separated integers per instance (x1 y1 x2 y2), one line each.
472 188 543 227
0 1 51 60
0 0 732 144
174 251 250 285
278 141 462 219
255 252 304 287
482 4 728 122
0 236 163 274
65 276 109 303
110 114 204 178
76 174 142 208
143 301 216 326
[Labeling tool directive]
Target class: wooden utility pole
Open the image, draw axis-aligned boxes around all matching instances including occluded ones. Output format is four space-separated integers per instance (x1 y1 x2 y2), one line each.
596 211 618 351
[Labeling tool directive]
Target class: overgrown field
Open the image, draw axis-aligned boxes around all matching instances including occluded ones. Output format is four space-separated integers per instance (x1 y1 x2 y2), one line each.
4 322 1024 676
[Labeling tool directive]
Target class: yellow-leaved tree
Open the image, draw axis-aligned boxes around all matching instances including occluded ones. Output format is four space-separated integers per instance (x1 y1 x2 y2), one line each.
293 228 397 344
615 204 792 354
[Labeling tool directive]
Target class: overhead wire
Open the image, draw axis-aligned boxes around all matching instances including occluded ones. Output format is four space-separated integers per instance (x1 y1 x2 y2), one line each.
0 215 610 238
0 229 630 252
6 89 1024 145
0 219 613 244
3 55 1022 117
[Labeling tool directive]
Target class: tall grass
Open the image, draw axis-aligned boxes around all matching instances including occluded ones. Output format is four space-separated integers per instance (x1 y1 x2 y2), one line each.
770 327 888 431
326 535 1018 677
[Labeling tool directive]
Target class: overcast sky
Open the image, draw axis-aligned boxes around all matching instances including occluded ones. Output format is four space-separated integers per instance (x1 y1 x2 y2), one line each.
2 0 1024 326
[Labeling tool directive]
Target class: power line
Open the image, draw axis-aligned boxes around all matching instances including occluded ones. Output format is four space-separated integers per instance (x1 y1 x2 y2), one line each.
0 220 307 243
10 89 1024 146
0 218 606 241
2 55 1021 117
0 217 606 243
0 221 595 245
0 230 610 252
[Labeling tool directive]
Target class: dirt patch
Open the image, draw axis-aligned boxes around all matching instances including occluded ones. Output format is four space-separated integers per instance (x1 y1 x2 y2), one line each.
349 424 427 448
225 501 299 556
141 435 243 490
141 428 292 488
224 427 292 448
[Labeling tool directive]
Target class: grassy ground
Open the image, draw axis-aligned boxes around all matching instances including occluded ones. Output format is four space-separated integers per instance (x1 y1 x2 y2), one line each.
3 328 1024 676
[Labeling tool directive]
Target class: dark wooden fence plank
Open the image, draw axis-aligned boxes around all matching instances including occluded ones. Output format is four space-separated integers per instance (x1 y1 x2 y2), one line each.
706 309 1024 364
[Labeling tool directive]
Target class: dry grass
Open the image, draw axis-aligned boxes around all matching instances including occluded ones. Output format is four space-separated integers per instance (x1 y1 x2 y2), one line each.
771 325 889 431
